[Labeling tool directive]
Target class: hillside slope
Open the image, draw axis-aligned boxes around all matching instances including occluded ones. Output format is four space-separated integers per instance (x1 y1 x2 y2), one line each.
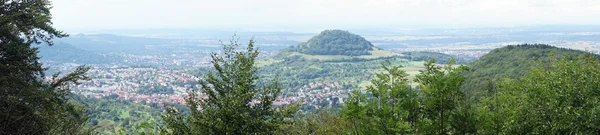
288 30 375 56
55 34 172 55
400 51 473 64
37 42 114 65
462 44 599 94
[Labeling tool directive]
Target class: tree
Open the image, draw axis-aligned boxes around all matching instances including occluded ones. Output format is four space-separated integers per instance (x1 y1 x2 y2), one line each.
289 30 373 56
0 0 92 134
462 44 591 99
163 36 298 134
341 90 372 134
0 0 68 45
280 109 350 135
480 53 600 134
414 58 469 135
342 60 420 134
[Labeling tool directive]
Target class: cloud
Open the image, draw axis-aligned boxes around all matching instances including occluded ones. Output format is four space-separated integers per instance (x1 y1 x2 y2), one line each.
50 0 600 31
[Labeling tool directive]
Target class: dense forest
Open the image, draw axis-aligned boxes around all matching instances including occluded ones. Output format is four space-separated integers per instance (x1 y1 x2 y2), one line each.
462 44 600 97
401 51 472 64
0 1 94 134
72 95 169 134
287 30 374 56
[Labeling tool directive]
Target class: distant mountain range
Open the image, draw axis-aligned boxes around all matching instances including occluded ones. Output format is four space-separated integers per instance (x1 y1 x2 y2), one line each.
36 34 174 67
36 42 115 65
55 34 173 54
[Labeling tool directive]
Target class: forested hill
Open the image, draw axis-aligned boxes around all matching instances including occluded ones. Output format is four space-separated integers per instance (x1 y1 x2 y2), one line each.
400 51 472 64
463 44 600 94
287 30 374 56
37 42 114 65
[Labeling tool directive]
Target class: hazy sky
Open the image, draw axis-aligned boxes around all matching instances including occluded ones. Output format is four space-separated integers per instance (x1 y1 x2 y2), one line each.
51 0 600 32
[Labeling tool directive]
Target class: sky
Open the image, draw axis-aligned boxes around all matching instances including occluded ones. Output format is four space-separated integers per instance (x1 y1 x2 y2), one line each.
51 0 600 32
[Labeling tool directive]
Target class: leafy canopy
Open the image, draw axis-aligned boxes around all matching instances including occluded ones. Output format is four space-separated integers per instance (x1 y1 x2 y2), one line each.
462 44 597 96
480 53 600 134
163 36 298 135
342 60 419 134
0 0 92 134
288 30 374 56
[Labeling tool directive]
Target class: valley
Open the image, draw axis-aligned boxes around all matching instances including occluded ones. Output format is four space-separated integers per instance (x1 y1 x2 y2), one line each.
5 1 600 134
36 27 600 134
40 27 600 107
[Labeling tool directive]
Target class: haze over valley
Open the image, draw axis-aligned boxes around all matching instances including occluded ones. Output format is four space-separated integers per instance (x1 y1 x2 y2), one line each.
4 0 600 134
40 26 600 110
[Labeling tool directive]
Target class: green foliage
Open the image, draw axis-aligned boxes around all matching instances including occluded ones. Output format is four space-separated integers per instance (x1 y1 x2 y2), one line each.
335 48 600 134
415 58 471 135
163 44 600 134
0 41 94 134
401 51 471 64
162 37 298 134
479 53 600 134
0 0 92 134
463 44 597 97
0 0 68 45
257 57 416 111
340 58 473 135
279 109 351 135
258 57 408 88
72 95 170 134
341 90 373 134
287 30 374 56
342 60 420 134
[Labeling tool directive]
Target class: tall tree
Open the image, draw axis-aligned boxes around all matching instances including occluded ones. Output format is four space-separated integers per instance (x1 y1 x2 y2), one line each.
341 90 372 134
480 53 600 134
163 36 298 134
0 0 92 134
0 0 68 45
415 58 469 135
342 60 420 134
279 109 350 135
